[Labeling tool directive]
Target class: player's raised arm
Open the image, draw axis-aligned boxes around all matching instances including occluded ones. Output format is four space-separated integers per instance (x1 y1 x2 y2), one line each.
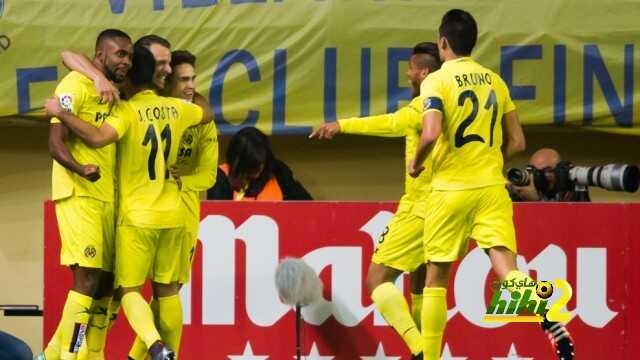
48 123 101 181
61 50 120 104
501 110 526 161
45 96 118 148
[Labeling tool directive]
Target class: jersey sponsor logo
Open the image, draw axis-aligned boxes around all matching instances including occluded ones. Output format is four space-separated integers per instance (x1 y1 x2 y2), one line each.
84 245 97 258
59 94 74 112
94 111 109 123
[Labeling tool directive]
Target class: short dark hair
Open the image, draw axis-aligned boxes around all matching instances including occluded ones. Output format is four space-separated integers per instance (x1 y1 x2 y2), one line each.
134 34 171 50
129 45 156 86
226 127 276 197
438 9 477 56
412 42 442 72
170 50 196 69
95 29 131 52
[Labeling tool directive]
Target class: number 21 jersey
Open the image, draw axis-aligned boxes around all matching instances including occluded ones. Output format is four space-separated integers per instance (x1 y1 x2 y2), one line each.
420 57 516 191
107 90 203 228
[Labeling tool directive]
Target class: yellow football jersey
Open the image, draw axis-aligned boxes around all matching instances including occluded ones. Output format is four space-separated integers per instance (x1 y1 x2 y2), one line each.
420 57 516 190
174 120 218 221
338 96 439 212
51 71 115 202
107 90 203 228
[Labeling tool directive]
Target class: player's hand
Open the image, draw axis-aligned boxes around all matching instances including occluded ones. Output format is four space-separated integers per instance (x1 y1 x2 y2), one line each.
309 122 340 139
80 164 101 182
94 75 120 105
44 96 64 117
508 178 540 201
408 158 425 178
169 165 182 190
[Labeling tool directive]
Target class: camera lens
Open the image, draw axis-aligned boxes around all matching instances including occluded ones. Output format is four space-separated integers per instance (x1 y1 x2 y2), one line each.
507 168 529 186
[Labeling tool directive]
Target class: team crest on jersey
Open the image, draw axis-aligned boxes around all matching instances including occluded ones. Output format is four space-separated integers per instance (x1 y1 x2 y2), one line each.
59 94 74 112
84 245 97 258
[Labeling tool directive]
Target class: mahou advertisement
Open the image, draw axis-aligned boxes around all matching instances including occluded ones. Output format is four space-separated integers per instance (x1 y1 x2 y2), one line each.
44 202 640 359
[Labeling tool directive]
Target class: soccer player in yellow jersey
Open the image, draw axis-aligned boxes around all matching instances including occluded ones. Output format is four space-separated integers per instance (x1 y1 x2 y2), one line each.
61 36 217 359
126 50 219 360
409 10 574 360
39 29 132 360
311 42 441 358
45 45 214 360
166 51 218 277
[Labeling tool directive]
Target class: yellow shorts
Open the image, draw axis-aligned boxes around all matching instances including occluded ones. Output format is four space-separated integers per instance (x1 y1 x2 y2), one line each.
423 185 516 263
178 217 199 284
371 207 424 273
115 225 185 288
55 196 115 271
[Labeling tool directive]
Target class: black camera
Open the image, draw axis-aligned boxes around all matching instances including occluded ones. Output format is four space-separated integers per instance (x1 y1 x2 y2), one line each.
506 166 544 188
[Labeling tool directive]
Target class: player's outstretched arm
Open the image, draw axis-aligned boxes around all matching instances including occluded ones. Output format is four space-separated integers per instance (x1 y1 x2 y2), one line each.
45 96 117 148
61 50 120 104
501 110 526 161
310 106 416 140
49 123 101 181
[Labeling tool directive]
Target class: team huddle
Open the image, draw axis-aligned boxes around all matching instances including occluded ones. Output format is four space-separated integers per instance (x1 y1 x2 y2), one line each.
41 31 217 360
42 9 574 360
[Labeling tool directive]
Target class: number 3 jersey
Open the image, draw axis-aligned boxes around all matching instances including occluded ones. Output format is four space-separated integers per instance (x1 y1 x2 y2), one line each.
107 89 203 228
420 57 516 191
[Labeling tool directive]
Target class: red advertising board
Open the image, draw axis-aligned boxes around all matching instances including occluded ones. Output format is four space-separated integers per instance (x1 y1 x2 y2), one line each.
44 201 640 359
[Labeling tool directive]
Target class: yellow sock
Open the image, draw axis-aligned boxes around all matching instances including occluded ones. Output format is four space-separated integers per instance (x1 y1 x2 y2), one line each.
81 296 111 360
107 299 120 329
128 299 157 360
43 324 63 359
121 292 162 349
410 292 423 331
59 291 93 360
371 282 422 355
157 295 183 357
421 287 447 360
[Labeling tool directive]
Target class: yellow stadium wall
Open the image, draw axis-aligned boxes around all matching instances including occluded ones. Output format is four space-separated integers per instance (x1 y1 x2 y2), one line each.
1 124 639 352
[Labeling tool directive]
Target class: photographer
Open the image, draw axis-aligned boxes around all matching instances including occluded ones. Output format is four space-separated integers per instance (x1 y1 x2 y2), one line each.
508 148 591 202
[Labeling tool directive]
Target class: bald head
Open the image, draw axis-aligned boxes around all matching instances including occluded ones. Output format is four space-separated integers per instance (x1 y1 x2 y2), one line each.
529 148 561 170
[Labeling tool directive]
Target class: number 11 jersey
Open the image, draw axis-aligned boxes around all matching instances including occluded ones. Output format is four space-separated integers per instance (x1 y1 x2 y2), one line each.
107 89 203 228
420 57 516 191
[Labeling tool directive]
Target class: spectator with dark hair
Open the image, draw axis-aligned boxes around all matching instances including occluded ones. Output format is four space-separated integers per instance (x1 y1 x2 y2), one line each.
207 127 311 201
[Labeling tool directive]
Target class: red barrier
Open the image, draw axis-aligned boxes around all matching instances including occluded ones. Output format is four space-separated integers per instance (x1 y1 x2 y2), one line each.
44 201 640 359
